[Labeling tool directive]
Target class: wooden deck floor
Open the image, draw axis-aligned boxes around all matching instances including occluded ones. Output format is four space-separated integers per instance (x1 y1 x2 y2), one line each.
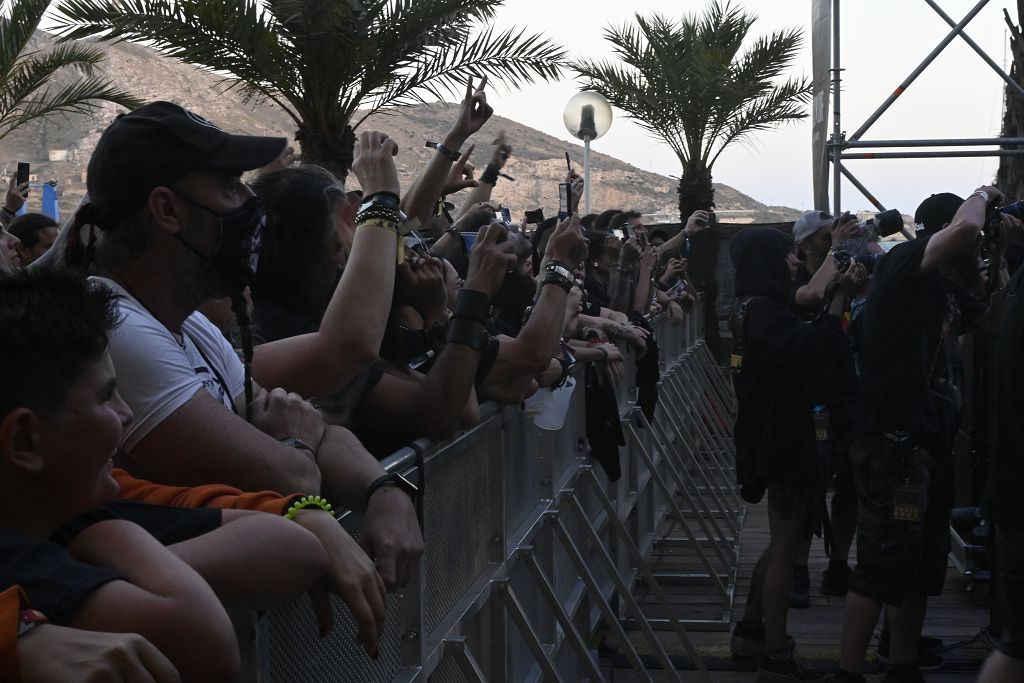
604 495 994 682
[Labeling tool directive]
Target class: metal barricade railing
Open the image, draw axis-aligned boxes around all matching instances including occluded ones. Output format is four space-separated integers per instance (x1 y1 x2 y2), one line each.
257 312 741 682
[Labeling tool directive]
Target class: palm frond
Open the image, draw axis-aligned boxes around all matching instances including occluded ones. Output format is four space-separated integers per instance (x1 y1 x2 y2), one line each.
0 76 141 144
708 76 812 167
0 0 48 79
361 24 565 117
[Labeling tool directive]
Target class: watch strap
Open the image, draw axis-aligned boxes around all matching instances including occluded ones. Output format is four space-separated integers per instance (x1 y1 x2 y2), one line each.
365 472 418 505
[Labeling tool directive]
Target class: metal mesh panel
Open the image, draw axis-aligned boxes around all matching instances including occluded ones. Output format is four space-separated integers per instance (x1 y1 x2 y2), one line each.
423 429 502 641
265 593 403 682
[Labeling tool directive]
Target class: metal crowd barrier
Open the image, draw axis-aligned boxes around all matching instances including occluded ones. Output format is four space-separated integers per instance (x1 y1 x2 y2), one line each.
256 311 741 682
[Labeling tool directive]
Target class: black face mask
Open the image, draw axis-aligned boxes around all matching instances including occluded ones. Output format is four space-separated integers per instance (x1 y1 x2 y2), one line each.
174 193 266 291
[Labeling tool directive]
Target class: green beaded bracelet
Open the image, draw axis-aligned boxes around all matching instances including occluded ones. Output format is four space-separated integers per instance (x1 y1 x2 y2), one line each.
284 495 335 520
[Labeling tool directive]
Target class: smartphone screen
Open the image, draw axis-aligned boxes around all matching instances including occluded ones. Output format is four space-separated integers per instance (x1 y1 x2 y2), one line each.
558 183 570 219
612 228 625 240
16 162 29 186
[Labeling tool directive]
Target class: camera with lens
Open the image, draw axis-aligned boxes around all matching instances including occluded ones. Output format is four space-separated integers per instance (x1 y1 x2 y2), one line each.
856 208 904 237
833 249 881 276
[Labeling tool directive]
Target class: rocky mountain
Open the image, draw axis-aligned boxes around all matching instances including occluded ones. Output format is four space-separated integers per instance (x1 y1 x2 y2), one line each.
0 32 802 224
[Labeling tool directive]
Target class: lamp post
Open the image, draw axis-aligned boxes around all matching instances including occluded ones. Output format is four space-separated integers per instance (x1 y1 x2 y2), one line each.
563 92 612 214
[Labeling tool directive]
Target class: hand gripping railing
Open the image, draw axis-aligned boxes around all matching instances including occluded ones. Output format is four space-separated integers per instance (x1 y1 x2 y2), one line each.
256 312 741 682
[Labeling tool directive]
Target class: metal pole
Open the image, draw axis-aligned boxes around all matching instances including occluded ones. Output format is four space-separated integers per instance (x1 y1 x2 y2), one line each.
849 0 989 142
583 137 592 214
837 165 915 240
837 164 885 212
831 0 842 216
844 137 1024 148
924 0 1024 101
842 149 1024 159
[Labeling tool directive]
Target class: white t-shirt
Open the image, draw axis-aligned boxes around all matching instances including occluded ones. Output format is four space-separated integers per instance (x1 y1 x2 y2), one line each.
92 277 245 453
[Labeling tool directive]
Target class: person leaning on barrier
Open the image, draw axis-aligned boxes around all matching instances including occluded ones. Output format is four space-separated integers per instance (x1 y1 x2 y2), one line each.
834 187 1022 683
2 584 180 683
66 101 422 590
475 214 587 405
0 268 338 682
979 230 1024 683
728 226 864 683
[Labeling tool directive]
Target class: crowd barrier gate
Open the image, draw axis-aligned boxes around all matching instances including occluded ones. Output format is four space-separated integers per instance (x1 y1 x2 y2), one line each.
256 311 742 682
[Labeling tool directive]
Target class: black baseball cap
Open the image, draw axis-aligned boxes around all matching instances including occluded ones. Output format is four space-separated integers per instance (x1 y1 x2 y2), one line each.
87 101 288 223
914 192 963 237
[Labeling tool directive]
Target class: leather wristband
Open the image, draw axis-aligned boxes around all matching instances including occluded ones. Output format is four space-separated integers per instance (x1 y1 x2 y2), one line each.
480 163 500 186
452 288 490 321
425 141 461 162
445 316 486 350
542 274 572 292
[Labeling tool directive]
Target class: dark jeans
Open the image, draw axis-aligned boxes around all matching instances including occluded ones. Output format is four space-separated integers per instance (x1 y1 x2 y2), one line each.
847 434 953 606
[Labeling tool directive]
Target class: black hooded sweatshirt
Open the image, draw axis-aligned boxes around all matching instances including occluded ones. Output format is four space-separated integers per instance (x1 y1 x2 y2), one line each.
731 228 846 500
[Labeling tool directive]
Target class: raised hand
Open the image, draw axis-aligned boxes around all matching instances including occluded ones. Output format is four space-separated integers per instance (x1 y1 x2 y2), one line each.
397 253 448 320
443 143 478 195
5 174 27 214
684 210 710 236
448 77 494 144
465 222 517 297
351 130 400 199
545 214 587 267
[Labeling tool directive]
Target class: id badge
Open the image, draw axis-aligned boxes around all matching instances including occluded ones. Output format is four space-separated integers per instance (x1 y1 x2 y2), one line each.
892 486 924 522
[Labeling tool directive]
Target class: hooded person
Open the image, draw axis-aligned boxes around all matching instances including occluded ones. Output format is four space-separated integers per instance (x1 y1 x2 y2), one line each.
728 227 859 682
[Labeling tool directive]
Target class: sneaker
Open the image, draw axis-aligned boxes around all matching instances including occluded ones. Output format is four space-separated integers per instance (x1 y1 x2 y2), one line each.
789 565 811 609
820 563 851 596
876 631 945 671
756 652 827 682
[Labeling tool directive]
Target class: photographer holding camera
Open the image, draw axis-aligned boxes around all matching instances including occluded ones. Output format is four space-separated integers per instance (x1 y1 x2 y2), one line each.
835 187 1021 683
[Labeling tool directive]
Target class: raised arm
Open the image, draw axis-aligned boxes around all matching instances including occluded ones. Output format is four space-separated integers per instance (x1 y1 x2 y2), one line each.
482 216 586 389
251 130 401 399
921 186 997 273
358 225 515 441
402 77 493 225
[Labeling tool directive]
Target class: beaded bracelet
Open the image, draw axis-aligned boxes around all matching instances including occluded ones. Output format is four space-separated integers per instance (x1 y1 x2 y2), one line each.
284 495 335 521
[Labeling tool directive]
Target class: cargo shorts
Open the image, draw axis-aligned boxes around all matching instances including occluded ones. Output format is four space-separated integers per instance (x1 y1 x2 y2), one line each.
847 433 953 606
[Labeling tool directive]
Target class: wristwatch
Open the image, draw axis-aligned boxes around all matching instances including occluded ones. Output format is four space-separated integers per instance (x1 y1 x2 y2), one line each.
365 472 419 506
970 189 990 204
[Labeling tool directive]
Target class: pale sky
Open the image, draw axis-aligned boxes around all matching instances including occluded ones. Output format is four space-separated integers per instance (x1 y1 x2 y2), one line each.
484 0 1013 215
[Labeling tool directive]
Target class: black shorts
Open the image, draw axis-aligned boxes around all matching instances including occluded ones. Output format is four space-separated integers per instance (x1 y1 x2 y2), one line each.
996 524 1024 661
848 434 953 606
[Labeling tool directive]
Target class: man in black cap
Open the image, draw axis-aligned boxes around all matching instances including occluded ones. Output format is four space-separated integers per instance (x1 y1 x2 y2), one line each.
834 187 1020 683
82 101 423 591
914 192 964 238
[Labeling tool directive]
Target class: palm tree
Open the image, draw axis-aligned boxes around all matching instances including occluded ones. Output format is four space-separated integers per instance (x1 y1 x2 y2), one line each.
53 0 566 179
999 5 1024 201
0 0 139 145
572 1 811 221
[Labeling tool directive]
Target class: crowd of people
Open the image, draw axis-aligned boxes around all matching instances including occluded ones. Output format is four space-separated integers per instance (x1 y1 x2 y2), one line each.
4 77 1022 683
731 193 1024 682
0 80 711 682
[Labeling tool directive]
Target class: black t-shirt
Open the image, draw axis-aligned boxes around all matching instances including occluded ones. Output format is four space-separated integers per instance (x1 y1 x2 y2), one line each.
987 266 1024 526
0 531 122 625
857 239 960 443
2 501 219 625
